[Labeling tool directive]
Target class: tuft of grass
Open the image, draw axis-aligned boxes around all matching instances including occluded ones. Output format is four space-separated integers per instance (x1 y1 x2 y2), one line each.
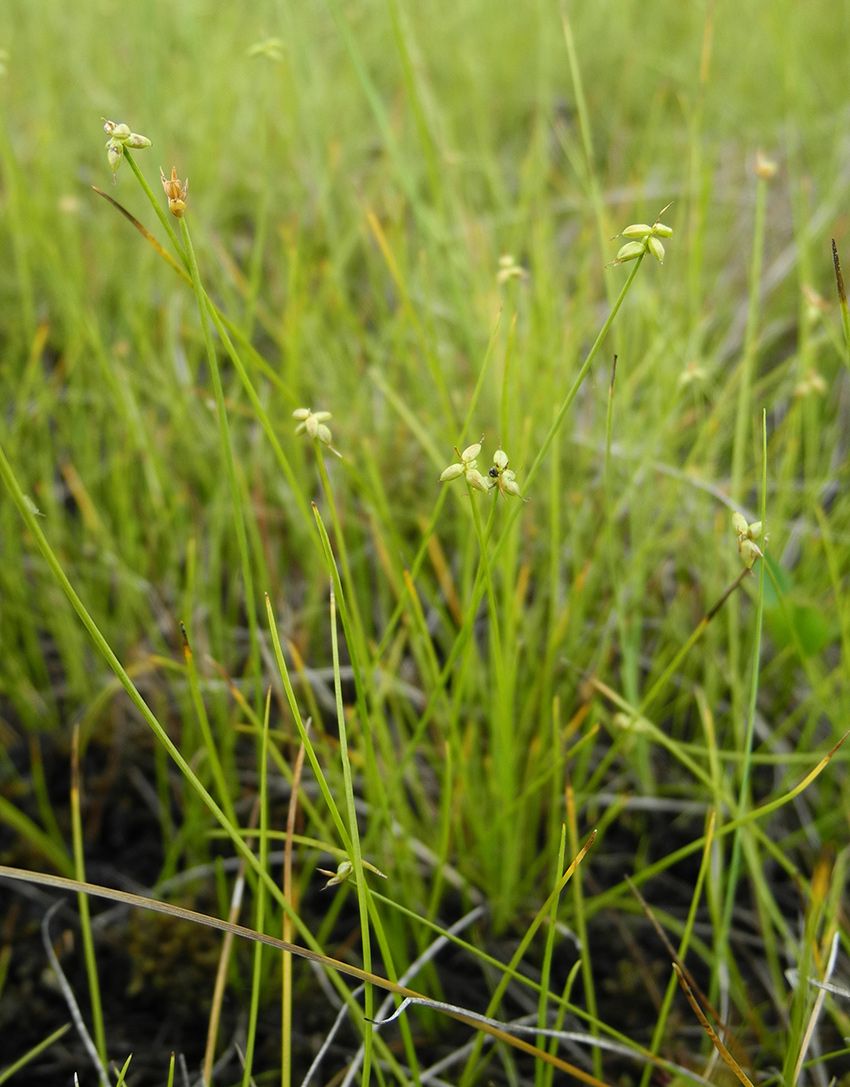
2 1 850 1084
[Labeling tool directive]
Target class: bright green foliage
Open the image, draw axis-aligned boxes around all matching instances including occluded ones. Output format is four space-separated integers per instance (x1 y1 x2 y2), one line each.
1 2 849 1085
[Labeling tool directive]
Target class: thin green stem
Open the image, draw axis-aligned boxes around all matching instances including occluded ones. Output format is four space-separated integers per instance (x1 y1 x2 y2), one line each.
180 623 237 826
560 3 613 288
356 256 648 813
720 414 768 954
468 493 503 671
0 435 378 1030
179 215 262 703
727 164 770 751
730 169 769 498
70 726 106 1068
419 257 646 729
315 442 367 653
124 150 187 266
328 584 375 1086
241 693 271 1087
538 826 567 1087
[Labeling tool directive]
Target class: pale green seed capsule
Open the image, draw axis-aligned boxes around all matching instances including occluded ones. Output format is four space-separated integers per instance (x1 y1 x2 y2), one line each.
615 240 646 263
465 468 491 492
319 859 354 888
502 473 522 498
492 448 509 471
654 222 673 238
125 132 152 149
440 463 465 482
739 539 759 570
103 119 130 139
732 512 749 537
620 224 653 239
460 442 482 464
105 137 124 173
647 237 665 264
747 521 762 540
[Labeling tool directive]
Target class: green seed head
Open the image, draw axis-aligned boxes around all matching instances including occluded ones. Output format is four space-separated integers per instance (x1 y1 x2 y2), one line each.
125 132 152 149
103 119 131 139
615 240 646 264
647 237 665 264
440 463 465 483
620 224 653 239
465 468 492 493
105 136 124 173
739 539 759 569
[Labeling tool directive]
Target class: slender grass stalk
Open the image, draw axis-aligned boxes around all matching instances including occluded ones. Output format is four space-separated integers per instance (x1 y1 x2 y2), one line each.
719 415 768 962
727 158 771 751
180 622 237 826
638 811 717 1087
587 728 846 919
565 766 601 1079
0 1025 72 1086
69 724 107 1069
468 487 522 922
3 864 630 1085
308 508 386 823
673 965 757 1087
684 0 715 328
363 212 456 430
28 736 66 853
327 582 375 1085
314 442 368 656
201 298 313 535
813 503 850 672
0 118 36 338
113 1054 133 1087
373 257 648 801
603 353 654 784
0 433 384 1024
313 517 424 1085
268 591 421 1077
367 304 503 663
124 151 187 266
241 690 272 1087
203 803 258 1087
499 310 519 455
178 214 262 702
0 794 73 878
518 259 645 507
560 3 613 282
281 738 308 1087
630 569 749 721
536 825 567 1087
458 831 597 1087
4 12 849 1083
386 0 445 210
264 595 353 850
467 490 505 723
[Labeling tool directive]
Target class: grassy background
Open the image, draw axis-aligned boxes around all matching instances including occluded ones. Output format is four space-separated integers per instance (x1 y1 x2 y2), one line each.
1 0 850 1084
